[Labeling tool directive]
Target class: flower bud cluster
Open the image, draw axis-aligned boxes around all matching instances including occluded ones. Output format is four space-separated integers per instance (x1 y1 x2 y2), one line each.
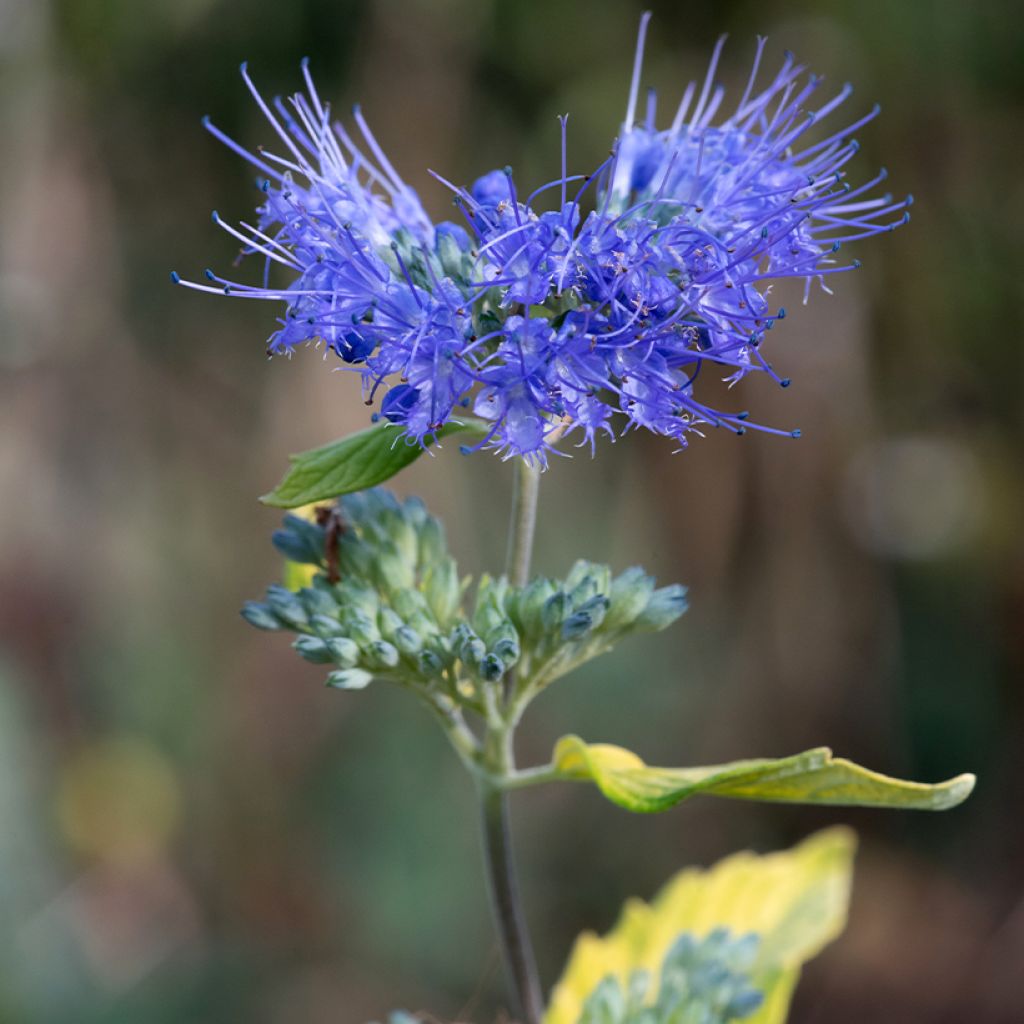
577 928 764 1024
242 490 687 706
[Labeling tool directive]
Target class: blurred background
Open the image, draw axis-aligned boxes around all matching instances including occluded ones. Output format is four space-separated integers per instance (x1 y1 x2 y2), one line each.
1 0 1021 1020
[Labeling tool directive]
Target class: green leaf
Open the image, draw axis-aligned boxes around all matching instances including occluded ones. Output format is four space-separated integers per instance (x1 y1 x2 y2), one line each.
260 418 489 508
552 735 975 814
545 828 856 1024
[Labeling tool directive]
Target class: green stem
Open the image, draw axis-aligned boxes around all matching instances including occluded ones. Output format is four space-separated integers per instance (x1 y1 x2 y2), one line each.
506 458 541 588
480 456 544 1024
480 733 544 1024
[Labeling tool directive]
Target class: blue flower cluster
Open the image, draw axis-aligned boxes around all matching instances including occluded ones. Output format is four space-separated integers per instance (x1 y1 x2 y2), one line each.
175 15 909 461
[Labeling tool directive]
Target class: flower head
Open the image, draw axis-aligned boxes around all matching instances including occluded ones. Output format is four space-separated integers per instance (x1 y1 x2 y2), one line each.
175 16 908 462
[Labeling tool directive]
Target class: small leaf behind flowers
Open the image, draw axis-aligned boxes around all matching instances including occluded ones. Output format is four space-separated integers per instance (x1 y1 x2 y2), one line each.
261 418 489 508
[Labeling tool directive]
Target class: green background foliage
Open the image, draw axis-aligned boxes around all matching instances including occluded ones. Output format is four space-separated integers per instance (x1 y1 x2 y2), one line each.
0 1 1020 1021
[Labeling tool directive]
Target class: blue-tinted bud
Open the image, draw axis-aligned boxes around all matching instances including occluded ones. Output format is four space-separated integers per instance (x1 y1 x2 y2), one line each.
272 526 321 565
325 637 360 667
345 612 380 647
634 584 689 632
418 649 444 675
561 610 593 641
293 636 333 664
309 613 346 637
326 668 373 690
298 586 336 617
568 575 601 608
575 594 610 631
480 653 505 682
542 591 571 631
266 584 308 628
364 639 400 669
240 601 282 631
491 637 520 667
513 577 557 635
605 567 656 629
394 625 423 656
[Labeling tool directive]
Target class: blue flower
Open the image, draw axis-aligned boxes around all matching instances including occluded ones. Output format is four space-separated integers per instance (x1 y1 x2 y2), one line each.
175 17 908 462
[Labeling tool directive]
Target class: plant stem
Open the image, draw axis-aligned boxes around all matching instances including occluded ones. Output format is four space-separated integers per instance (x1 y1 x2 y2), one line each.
506 457 541 589
481 768 544 1024
480 456 544 1023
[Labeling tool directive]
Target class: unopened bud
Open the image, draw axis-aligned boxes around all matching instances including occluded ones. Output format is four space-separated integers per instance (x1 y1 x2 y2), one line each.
293 636 333 664
240 601 282 631
542 591 570 631
309 614 346 637
299 586 336 617
326 668 373 690
634 584 689 631
326 637 360 667
604 567 656 629
425 558 461 625
266 584 308 629
394 625 423 656
364 639 400 669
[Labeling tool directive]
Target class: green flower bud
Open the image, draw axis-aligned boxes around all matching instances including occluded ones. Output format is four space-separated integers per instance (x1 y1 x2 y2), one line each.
604 567 656 630
336 532 373 579
271 514 324 565
345 611 380 647
491 639 520 669
266 584 308 629
424 558 461 625
393 626 423 656
633 584 689 632
293 636 333 664
568 574 601 609
364 639 400 670
480 653 505 682
337 580 380 619
325 668 373 690
417 514 447 567
378 607 405 639
298 586 336 618
391 587 431 620
406 610 440 641
453 624 486 666
240 601 282 631
512 577 557 635
391 508 421 567
576 594 610 631
418 649 444 676
565 559 610 597
561 610 593 641
375 543 415 592
542 591 571 631
309 614 346 637
325 637 360 667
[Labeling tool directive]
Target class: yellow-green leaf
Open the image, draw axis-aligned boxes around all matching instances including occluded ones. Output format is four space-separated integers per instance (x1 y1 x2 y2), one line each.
552 735 975 814
260 418 488 508
545 828 856 1024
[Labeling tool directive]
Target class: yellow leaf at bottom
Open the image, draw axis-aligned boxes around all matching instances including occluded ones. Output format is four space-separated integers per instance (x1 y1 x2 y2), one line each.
544 828 856 1024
